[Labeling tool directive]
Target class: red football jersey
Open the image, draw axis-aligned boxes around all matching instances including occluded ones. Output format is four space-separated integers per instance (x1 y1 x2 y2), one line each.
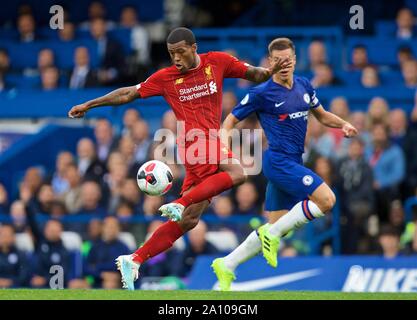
136 51 249 139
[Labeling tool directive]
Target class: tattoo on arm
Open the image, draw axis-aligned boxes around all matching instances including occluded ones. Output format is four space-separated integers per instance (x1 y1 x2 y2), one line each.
86 86 140 110
245 66 271 83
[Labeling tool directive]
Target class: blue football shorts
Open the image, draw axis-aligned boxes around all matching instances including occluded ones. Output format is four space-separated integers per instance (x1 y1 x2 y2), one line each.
262 149 323 211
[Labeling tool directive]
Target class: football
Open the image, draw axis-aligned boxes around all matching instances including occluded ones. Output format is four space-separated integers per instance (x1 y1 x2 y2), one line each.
136 160 173 196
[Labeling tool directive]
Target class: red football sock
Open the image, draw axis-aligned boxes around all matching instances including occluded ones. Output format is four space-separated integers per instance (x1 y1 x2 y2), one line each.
174 171 234 207
132 220 184 264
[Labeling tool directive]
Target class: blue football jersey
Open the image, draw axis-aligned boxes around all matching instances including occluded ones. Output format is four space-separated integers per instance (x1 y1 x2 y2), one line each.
232 75 320 156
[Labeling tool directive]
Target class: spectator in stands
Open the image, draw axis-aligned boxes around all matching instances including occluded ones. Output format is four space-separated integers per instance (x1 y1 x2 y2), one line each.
403 98 417 196
10 200 28 233
397 46 414 69
0 182 9 215
177 220 220 277
80 1 116 30
349 45 369 71
102 162 128 214
0 48 11 92
366 97 390 129
335 137 374 254
388 199 405 233
50 151 74 195
403 99 417 196
106 151 126 172
85 219 102 245
222 91 238 120
119 6 151 82
69 47 99 89
235 181 259 215
17 13 38 42
120 179 143 214
311 63 342 88
32 184 55 215
307 40 327 72
161 109 178 134
378 225 403 258
143 195 164 217
305 115 335 159
38 49 55 73
349 111 372 148
94 119 119 163
314 156 335 188
23 48 56 79
90 17 125 86
20 167 44 201
84 216 129 288
0 224 30 288
58 21 75 42
401 59 417 88
76 138 106 182
366 123 405 222
117 136 137 176
395 8 416 40
121 108 141 136
211 195 234 218
28 218 71 288
131 120 152 165
157 110 178 163
115 201 146 243
77 181 106 216
328 97 351 158
361 65 380 88
40 66 60 90
60 164 83 214
389 108 408 146
49 200 67 219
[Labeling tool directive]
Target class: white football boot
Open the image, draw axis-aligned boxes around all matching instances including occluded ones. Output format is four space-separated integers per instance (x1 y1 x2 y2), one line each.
115 255 140 290
158 203 185 222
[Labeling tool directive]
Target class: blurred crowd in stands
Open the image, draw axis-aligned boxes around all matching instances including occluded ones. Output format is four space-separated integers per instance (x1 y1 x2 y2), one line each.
1 2 417 289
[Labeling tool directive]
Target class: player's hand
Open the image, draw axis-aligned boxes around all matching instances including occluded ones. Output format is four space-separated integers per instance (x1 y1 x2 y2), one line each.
268 56 292 75
68 104 89 118
342 122 358 138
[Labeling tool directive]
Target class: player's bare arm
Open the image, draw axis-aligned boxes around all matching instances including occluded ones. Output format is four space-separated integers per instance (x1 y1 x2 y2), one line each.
245 56 291 83
221 113 240 149
310 105 358 138
68 86 140 118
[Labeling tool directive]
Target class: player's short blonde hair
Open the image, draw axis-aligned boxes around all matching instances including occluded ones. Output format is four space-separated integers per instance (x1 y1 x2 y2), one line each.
268 38 295 55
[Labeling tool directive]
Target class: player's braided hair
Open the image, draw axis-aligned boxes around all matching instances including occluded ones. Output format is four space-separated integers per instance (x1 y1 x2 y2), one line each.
167 27 196 45
268 37 295 55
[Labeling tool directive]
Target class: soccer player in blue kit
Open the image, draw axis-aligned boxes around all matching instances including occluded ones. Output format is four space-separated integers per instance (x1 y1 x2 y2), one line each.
212 38 358 291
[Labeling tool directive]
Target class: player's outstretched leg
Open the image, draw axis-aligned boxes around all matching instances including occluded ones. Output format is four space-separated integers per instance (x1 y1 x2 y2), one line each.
159 162 245 221
212 211 287 290
116 200 208 290
259 184 335 267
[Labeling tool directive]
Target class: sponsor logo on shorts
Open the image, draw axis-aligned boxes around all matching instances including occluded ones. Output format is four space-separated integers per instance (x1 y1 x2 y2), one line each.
303 175 313 186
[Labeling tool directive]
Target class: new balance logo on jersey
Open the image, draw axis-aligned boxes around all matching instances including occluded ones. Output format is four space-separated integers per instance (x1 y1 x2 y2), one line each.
279 111 308 121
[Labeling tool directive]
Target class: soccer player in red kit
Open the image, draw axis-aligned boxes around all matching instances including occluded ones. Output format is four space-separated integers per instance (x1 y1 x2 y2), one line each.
68 27 290 289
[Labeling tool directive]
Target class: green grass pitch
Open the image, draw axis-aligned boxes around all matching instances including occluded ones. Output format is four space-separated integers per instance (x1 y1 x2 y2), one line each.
0 289 416 300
